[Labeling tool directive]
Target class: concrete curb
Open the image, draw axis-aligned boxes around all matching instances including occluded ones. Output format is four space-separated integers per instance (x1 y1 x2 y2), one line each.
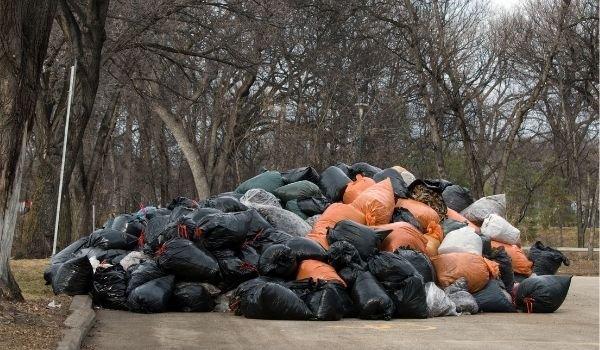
56 295 96 350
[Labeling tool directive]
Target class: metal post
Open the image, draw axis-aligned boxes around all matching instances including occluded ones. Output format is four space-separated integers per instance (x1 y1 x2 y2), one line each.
355 102 368 159
92 204 96 231
52 61 77 256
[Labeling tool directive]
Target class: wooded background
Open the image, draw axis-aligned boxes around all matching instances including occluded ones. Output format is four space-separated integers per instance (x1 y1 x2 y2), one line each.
5 0 599 261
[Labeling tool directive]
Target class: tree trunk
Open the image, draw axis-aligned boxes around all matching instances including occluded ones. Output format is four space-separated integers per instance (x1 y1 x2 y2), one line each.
15 158 56 258
152 104 211 199
0 0 57 300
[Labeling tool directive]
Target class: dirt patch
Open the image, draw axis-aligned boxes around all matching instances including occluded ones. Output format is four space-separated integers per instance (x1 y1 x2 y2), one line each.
0 259 72 350
556 251 599 276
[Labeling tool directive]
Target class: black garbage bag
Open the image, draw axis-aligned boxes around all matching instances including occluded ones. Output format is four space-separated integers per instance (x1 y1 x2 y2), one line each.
110 214 134 232
349 162 382 179
417 179 453 192
486 246 514 293
443 185 474 213
318 166 351 202
143 215 171 252
51 237 89 265
515 275 572 313
289 279 355 318
297 196 330 216
169 206 194 221
394 249 436 283
249 282 313 320
444 278 479 314
335 162 351 176
239 245 260 267
247 208 273 235
373 168 409 198
327 220 392 260
287 237 327 262
125 218 145 238
87 248 129 265
528 241 570 275
205 196 248 213
258 244 297 278
128 275 175 313
144 217 194 254
281 166 320 184
156 208 172 216
386 275 428 318
367 252 419 285
338 264 364 288
45 237 89 285
481 235 493 257
245 228 292 253
170 281 220 312
234 279 312 320
306 282 346 321
473 279 516 312
351 271 394 320
157 237 221 282
195 211 254 251
231 276 284 311
185 208 222 224
92 264 129 310
327 240 365 270
127 260 166 295
52 256 93 295
514 274 529 283
88 229 138 251
214 250 259 290
136 206 157 220
392 207 423 232
442 219 468 235
167 196 198 210
44 264 61 286
274 180 323 202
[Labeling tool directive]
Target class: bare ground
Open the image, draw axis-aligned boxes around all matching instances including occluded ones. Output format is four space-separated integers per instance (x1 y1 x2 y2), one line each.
0 259 71 350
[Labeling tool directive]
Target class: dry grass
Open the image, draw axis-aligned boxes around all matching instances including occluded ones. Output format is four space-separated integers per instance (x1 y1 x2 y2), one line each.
521 226 599 247
0 259 71 350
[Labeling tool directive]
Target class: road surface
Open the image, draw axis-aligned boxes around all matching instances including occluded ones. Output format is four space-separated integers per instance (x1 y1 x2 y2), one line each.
84 276 599 350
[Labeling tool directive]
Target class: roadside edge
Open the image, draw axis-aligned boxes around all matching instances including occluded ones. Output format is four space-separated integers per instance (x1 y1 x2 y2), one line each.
56 295 96 350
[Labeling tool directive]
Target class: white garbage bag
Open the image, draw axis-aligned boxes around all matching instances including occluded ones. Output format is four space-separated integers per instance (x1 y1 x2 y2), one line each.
425 282 458 317
460 194 506 225
254 205 311 237
481 213 520 245
240 188 282 208
438 226 482 255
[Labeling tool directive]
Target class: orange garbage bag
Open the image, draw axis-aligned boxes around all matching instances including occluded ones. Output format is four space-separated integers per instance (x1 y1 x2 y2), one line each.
396 198 440 229
491 241 533 276
307 203 366 249
296 259 346 287
424 235 441 257
431 252 499 293
378 222 427 254
351 178 395 226
343 175 376 204
447 208 481 233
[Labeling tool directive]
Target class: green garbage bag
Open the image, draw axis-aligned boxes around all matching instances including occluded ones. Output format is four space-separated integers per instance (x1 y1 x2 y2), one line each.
285 200 308 220
235 171 284 194
273 180 322 202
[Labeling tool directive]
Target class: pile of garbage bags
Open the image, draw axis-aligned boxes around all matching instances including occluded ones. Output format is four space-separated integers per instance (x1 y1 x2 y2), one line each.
44 163 573 319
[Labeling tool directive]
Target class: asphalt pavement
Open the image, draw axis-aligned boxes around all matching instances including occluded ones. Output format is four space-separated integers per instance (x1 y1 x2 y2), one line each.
84 276 599 350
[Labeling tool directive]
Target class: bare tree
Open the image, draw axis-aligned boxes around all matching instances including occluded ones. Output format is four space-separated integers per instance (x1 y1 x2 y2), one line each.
0 0 57 300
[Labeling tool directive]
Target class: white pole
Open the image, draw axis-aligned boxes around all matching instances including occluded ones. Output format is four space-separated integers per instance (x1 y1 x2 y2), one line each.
52 61 77 256
92 204 95 231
